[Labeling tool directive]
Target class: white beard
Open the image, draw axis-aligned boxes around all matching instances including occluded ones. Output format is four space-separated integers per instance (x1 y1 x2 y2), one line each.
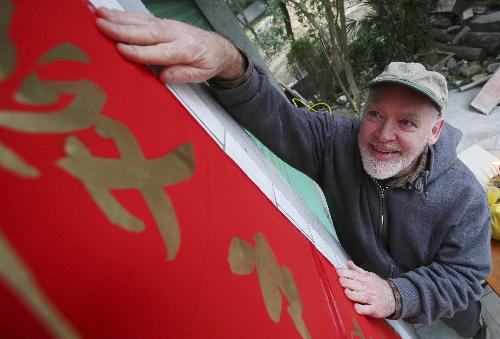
358 133 430 180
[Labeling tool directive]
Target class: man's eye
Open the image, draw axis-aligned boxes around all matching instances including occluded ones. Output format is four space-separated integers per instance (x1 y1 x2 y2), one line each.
368 111 381 118
399 119 415 128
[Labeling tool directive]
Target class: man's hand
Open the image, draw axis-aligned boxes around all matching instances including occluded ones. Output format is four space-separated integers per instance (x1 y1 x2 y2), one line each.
95 8 246 84
336 261 395 318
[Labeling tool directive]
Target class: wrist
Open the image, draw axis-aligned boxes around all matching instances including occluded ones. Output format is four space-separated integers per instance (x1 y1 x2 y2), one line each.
207 50 252 90
213 35 247 81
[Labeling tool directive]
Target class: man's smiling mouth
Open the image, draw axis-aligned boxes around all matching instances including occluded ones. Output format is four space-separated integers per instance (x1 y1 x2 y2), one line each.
369 143 401 159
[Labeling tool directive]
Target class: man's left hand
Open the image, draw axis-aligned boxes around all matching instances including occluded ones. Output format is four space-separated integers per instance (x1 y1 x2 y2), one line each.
336 261 395 318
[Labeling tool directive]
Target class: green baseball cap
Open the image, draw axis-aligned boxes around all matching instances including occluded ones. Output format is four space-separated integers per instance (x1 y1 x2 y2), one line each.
367 62 448 113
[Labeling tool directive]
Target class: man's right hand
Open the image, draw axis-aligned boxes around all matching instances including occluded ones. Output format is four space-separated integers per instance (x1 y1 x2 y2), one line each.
95 8 246 84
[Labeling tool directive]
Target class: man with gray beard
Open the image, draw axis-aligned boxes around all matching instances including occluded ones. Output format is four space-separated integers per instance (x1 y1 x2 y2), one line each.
358 82 440 181
96 8 492 338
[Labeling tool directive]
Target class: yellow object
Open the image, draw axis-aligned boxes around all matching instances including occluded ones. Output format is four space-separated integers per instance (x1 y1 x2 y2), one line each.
291 98 332 114
488 185 500 240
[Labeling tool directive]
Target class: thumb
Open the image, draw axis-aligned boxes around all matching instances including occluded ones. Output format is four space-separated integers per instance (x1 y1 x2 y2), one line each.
347 260 366 273
159 65 212 84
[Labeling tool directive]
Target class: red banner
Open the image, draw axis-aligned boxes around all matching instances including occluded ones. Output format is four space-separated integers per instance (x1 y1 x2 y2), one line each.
0 1 399 338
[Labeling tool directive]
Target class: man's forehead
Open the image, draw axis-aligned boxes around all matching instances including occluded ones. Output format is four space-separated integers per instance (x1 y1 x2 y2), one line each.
367 83 440 114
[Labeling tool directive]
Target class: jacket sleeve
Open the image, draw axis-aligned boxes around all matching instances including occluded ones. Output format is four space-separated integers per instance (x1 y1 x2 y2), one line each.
391 187 492 324
208 63 337 182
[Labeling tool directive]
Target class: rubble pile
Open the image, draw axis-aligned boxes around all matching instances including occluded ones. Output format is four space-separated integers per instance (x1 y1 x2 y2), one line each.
416 0 500 92
416 0 500 114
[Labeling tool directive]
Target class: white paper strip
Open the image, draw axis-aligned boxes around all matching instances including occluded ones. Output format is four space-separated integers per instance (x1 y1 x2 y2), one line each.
169 84 225 148
273 188 313 240
309 225 347 268
225 132 275 202
88 0 124 10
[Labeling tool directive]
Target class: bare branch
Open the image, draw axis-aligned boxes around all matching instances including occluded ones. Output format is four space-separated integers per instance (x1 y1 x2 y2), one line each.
288 0 328 39
288 0 361 113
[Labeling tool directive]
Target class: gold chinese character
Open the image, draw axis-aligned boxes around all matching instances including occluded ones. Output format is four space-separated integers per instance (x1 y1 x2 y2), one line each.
1 78 106 133
0 0 104 177
57 116 195 260
0 0 196 261
228 232 311 339
0 230 81 339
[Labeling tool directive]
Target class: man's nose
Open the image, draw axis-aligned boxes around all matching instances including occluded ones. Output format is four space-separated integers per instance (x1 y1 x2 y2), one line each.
375 120 396 143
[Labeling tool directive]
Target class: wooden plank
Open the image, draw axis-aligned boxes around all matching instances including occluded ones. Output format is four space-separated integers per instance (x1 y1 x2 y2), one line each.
430 42 486 61
452 25 471 45
464 32 500 55
487 239 500 295
471 68 500 114
459 74 492 91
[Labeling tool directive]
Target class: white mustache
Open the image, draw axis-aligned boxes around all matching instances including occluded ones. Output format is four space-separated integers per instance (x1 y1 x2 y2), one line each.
371 143 401 152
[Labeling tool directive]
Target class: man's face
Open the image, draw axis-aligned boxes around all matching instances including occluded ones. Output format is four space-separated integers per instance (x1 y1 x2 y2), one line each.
358 83 444 180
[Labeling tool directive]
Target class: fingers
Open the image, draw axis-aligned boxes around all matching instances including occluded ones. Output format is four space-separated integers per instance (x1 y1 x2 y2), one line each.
95 8 236 84
116 42 191 65
354 303 381 317
160 65 214 84
338 277 364 291
96 18 170 45
347 260 366 273
336 261 365 277
337 263 369 292
336 267 366 282
344 289 372 304
96 7 152 25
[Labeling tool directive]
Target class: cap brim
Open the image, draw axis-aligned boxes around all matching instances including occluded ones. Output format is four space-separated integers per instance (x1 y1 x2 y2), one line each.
367 78 445 111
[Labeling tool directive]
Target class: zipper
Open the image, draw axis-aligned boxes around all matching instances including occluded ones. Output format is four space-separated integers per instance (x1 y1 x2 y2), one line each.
372 178 394 277
374 179 387 242
380 187 384 229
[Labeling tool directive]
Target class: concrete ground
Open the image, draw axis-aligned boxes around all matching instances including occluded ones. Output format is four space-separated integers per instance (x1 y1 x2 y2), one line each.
444 87 500 155
415 88 500 338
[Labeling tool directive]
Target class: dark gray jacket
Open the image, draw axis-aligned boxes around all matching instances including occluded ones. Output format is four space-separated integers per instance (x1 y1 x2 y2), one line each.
210 64 492 324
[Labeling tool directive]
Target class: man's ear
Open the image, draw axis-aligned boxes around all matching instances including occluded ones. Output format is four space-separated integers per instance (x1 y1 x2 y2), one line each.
428 118 444 145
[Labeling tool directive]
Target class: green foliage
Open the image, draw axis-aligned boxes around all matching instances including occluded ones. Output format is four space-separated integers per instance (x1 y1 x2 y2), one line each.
226 0 254 12
287 37 337 105
255 22 288 58
227 0 289 58
349 0 433 85
253 1 291 58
